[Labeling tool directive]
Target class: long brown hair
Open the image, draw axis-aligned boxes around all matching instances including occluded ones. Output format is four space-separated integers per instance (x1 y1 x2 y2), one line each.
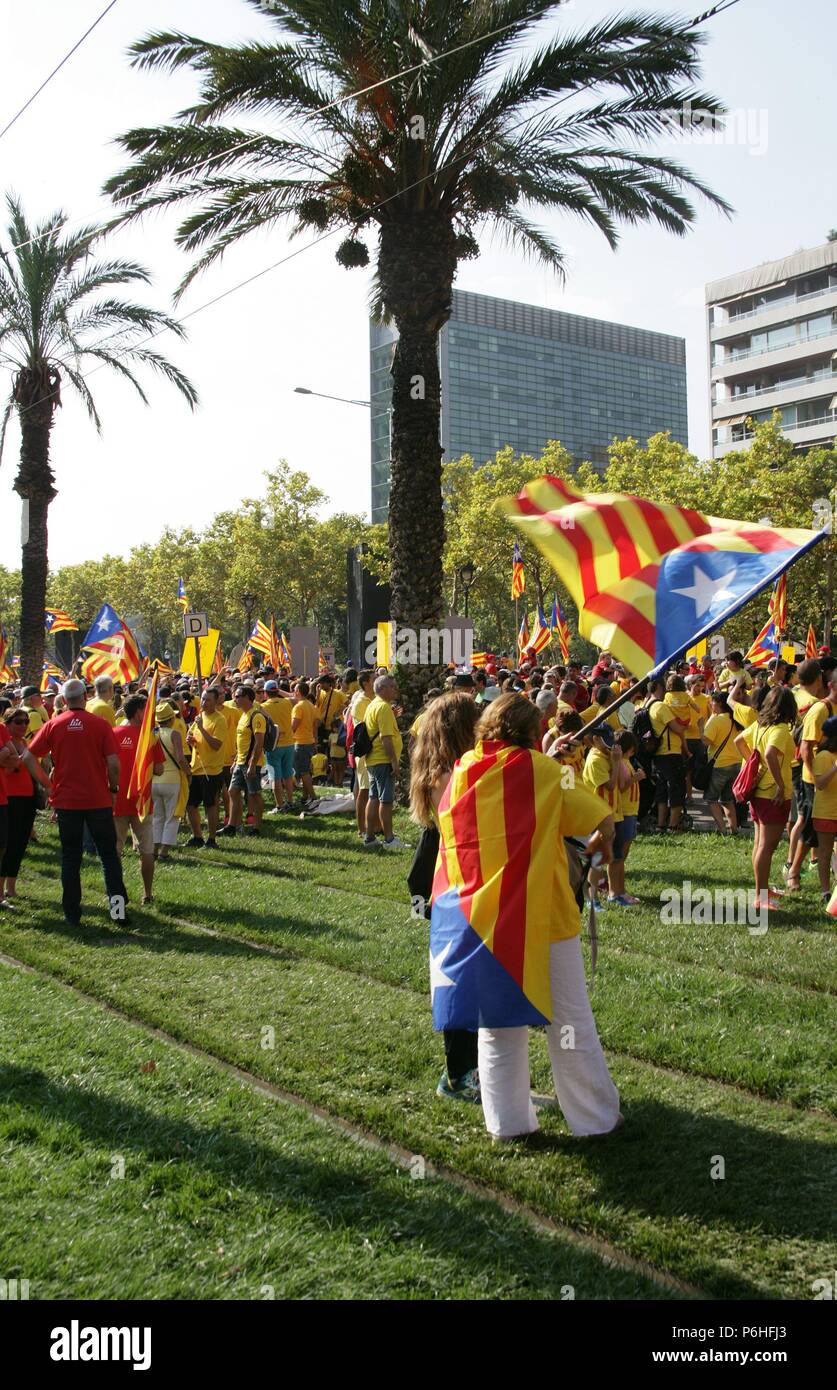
409 692 480 827
476 691 542 748
757 685 798 728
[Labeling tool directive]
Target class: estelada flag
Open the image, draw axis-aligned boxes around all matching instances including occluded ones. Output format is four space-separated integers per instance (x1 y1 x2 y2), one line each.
768 574 787 635
279 631 292 667
511 540 525 600
430 741 583 1029
269 616 281 671
177 578 189 612
44 607 78 633
0 625 13 682
127 664 160 819
248 619 272 656
500 477 826 677
550 593 570 663
806 624 818 659
745 617 780 667
517 610 529 656
81 603 142 683
529 603 551 655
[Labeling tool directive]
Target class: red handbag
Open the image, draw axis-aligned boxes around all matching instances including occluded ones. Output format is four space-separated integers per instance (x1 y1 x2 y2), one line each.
732 748 761 803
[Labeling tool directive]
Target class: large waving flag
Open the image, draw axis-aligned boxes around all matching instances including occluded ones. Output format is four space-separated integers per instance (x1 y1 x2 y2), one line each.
550 593 571 663
81 603 143 683
500 478 826 678
279 630 292 667
529 603 552 656
517 610 529 657
44 607 78 634
768 575 787 636
40 659 65 692
269 616 281 671
0 626 13 682
511 540 525 600
248 619 272 657
176 578 189 612
806 624 818 659
745 617 780 667
430 740 563 1030
127 665 160 819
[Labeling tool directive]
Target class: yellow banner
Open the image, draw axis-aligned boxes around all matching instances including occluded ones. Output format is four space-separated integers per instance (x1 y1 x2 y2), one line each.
180 628 220 676
781 644 797 664
376 621 394 668
686 639 708 661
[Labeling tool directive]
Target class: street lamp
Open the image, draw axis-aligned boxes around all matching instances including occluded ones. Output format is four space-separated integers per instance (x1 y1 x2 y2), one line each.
241 592 255 645
294 386 371 408
458 560 477 618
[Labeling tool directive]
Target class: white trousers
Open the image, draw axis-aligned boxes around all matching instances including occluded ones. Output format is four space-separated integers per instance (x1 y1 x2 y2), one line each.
478 935 620 1138
152 783 181 847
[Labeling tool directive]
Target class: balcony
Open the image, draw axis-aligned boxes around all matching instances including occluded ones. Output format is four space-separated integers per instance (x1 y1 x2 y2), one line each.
712 370 837 420
711 328 837 381
713 409 837 455
710 284 837 342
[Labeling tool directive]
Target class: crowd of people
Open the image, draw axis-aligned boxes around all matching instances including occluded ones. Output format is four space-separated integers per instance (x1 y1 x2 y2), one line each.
1 635 834 1144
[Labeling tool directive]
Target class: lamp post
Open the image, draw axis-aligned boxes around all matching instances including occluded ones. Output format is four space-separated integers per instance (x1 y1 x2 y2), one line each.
241 592 255 646
458 560 476 618
294 386 371 408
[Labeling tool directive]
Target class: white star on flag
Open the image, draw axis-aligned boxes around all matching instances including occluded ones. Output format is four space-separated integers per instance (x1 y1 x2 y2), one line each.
429 941 455 1002
673 564 738 619
97 617 113 632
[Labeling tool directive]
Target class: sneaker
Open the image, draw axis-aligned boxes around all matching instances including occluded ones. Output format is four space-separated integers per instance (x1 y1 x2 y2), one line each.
302 797 320 812
244 827 261 837
185 836 205 848
201 839 218 850
436 1068 481 1103
269 806 283 815
64 913 82 928
0 898 18 911
279 802 295 814
360 835 378 848
607 894 638 907
217 825 237 838
381 836 408 849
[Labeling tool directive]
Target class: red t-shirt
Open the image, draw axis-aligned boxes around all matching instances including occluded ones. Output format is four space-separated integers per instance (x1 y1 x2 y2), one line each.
0 724 11 806
111 723 161 817
3 756 33 798
29 708 118 810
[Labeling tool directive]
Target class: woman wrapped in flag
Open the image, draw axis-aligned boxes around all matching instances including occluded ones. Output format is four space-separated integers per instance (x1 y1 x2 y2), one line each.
429 692 622 1141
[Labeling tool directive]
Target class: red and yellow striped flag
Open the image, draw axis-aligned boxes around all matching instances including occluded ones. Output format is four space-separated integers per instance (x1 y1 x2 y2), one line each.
806 624 818 659
511 541 525 600
269 616 281 670
768 574 787 636
127 665 160 819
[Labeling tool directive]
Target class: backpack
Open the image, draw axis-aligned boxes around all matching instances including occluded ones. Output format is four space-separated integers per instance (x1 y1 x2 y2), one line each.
248 708 277 755
349 720 376 759
633 701 662 757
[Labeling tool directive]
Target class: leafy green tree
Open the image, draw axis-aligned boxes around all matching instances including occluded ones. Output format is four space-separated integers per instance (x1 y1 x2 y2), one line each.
0 195 197 683
105 0 728 642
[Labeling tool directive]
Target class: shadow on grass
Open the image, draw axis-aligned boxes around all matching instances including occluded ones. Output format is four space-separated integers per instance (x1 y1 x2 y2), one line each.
0 1062 665 1301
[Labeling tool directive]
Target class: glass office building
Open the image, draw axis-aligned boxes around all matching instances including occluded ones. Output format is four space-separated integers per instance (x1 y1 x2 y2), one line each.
370 289 687 522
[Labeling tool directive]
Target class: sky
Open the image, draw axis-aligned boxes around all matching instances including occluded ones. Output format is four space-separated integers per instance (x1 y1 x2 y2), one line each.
0 0 835 571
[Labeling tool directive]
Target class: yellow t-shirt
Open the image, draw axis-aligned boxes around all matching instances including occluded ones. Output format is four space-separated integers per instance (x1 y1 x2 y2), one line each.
221 701 241 766
731 700 757 729
684 692 710 739
189 709 228 777
649 699 679 756
812 750 837 820
664 692 692 749
22 704 50 741
344 681 359 697
235 708 267 768
580 701 621 731
262 696 293 748
582 747 622 822
741 722 794 799
618 766 641 818
801 699 836 784
702 712 741 768
86 697 115 726
409 710 426 739
365 696 403 766
291 698 318 746
311 752 329 778
718 667 752 689
316 687 347 729
554 743 585 783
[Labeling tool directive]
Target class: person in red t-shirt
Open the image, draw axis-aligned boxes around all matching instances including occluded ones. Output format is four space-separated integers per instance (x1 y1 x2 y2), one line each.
112 694 162 905
0 706 51 909
29 678 128 928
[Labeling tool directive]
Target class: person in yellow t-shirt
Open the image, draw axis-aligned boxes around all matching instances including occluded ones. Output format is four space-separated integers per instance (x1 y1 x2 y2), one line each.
580 683 622 732
185 687 227 846
220 686 266 836
315 677 347 749
701 692 741 833
261 681 295 813
647 677 689 832
311 750 329 782
608 729 644 905
19 687 50 742
717 654 752 691
291 680 320 809
362 674 406 849
733 685 798 910
543 709 585 782
86 675 117 727
349 670 377 839
811 716 837 899
786 657 836 887
582 727 622 908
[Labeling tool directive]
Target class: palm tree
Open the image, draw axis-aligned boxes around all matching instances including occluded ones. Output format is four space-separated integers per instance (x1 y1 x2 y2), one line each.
105 0 729 633
0 195 198 684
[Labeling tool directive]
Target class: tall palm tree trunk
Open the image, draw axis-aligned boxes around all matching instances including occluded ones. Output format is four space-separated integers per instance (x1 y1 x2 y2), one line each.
378 213 457 632
14 374 58 685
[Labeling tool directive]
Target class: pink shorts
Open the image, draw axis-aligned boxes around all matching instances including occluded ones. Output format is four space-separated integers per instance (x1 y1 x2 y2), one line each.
750 797 791 825
812 818 837 834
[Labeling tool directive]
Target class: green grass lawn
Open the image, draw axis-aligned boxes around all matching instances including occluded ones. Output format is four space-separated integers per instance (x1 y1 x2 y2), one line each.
1 805 835 1300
